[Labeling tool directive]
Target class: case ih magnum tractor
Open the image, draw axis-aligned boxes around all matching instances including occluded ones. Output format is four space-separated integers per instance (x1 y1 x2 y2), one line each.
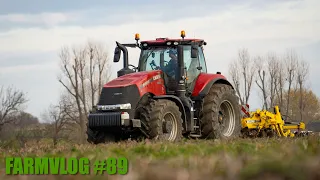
86 31 241 143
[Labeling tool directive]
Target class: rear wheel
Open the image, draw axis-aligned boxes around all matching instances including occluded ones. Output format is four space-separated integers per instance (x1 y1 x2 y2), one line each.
139 99 183 142
200 84 241 139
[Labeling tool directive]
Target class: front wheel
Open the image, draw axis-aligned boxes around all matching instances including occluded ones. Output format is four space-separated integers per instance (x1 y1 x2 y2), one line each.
86 127 116 144
139 99 183 142
200 84 241 139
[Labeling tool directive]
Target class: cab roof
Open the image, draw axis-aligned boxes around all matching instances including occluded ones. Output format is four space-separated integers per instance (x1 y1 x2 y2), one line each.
140 38 206 46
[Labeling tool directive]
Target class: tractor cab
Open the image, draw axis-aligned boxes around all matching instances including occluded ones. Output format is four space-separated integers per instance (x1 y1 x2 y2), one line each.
114 31 208 94
138 38 207 94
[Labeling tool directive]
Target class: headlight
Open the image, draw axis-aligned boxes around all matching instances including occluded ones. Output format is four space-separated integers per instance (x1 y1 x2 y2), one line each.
119 103 131 109
97 103 131 110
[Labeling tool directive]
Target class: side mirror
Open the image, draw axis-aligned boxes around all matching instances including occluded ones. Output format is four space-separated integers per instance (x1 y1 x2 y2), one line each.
191 45 198 58
113 47 121 62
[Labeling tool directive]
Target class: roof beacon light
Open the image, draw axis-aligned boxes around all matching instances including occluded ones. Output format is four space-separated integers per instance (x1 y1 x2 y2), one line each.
180 30 185 39
135 33 140 41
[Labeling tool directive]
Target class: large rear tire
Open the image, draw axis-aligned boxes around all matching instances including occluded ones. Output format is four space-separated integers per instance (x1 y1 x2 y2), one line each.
200 84 241 139
139 99 183 142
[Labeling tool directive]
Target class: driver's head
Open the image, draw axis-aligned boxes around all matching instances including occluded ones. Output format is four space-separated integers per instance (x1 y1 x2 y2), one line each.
168 49 177 60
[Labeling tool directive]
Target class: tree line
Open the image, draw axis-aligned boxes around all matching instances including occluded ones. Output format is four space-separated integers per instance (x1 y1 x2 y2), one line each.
1 41 319 147
0 41 112 146
228 48 320 122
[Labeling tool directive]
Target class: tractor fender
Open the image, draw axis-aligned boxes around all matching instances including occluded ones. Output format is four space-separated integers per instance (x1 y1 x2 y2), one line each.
192 73 234 99
199 78 233 97
153 95 187 131
192 73 233 99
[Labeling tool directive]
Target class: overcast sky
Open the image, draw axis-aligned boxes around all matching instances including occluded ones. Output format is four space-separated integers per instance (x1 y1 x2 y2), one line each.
0 0 319 120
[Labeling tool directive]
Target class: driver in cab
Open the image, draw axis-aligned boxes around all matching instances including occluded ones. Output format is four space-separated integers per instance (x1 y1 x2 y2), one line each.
156 49 178 77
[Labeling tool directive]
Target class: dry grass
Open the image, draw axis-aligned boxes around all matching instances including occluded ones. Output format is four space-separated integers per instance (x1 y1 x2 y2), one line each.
0 136 319 180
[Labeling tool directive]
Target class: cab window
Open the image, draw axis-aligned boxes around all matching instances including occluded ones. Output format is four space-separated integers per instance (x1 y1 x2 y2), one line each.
198 46 207 73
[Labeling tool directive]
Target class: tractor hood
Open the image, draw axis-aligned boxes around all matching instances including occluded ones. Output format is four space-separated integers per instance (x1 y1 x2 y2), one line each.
97 70 164 117
104 70 162 88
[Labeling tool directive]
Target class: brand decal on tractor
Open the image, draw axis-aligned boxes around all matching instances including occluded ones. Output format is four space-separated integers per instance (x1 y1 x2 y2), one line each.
140 74 161 88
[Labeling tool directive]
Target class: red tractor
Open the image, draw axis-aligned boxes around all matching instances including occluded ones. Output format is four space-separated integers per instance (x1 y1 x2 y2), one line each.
86 31 241 143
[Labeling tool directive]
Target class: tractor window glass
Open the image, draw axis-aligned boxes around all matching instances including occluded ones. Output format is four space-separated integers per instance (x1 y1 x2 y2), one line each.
183 49 192 69
139 47 174 72
183 46 201 84
198 46 207 73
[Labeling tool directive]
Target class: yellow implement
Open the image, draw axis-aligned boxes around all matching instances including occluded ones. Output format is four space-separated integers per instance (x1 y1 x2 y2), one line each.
240 106 306 138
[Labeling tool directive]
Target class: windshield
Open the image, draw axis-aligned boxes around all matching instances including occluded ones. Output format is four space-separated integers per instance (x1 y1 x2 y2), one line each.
139 47 173 71
138 45 201 84
139 46 194 71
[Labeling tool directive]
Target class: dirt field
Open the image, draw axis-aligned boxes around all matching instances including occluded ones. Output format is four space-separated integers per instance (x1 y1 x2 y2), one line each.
0 136 319 180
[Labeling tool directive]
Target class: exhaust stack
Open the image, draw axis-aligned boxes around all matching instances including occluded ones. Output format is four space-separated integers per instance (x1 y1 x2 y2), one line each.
113 41 134 77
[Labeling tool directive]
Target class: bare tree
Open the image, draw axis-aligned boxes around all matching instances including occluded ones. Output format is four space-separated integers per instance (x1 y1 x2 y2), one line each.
88 43 96 108
266 52 280 108
77 47 89 119
229 60 242 103
86 41 111 109
284 49 299 118
239 48 256 105
0 85 28 131
57 41 111 143
42 94 73 146
296 59 309 121
274 59 286 111
254 55 268 109
58 45 86 143
228 48 256 105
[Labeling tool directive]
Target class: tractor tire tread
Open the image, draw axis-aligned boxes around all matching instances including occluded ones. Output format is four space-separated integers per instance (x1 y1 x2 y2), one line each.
140 99 183 142
200 83 241 139
86 127 97 144
86 127 117 144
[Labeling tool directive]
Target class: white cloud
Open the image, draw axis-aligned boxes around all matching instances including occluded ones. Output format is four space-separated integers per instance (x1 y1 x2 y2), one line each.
0 0 319 115
0 12 78 27
0 0 319 53
0 61 58 74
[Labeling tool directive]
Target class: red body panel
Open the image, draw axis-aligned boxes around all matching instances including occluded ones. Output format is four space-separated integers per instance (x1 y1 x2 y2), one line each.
104 70 166 96
192 73 227 97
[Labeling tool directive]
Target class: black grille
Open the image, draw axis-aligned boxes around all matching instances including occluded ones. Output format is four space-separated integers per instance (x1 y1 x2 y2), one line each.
88 112 121 128
98 85 139 105
97 85 140 118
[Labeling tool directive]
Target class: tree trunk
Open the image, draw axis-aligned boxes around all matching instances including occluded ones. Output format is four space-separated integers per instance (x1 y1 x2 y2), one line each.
299 83 303 121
